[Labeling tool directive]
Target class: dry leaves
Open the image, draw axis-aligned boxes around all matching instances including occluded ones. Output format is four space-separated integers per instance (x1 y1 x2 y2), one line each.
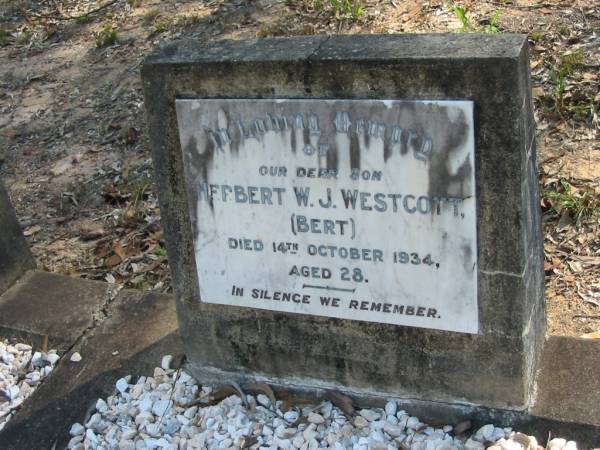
580 331 600 339
23 225 42 236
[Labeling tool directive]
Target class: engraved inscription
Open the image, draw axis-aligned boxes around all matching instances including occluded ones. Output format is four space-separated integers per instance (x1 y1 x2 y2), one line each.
176 99 478 334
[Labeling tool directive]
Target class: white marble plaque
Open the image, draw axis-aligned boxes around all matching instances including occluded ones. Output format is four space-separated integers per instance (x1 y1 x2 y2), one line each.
176 99 478 334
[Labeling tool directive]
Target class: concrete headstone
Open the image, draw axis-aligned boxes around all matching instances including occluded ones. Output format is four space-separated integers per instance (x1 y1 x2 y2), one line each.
142 34 544 409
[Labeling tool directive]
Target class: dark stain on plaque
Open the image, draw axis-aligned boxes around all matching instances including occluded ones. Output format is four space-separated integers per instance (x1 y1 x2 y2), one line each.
327 142 339 171
290 128 297 154
427 107 471 199
350 132 360 170
189 133 215 212
399 131 409 155
461 243 473 272
223 108 240 156
302 126 310 146
383 138 392 162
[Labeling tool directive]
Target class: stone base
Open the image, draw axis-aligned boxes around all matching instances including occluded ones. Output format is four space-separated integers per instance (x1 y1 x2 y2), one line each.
0 271 597 448
142 34 546 410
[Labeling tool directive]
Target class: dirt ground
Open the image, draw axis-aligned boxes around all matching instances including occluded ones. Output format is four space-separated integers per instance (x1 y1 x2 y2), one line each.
0 0 598 337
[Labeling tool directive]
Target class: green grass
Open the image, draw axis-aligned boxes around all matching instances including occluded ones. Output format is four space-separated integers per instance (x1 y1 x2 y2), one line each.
529 31 545 43
15 29 33 45
75 14 93 24
569 99 596 121
94 24 117 47
143 8 160 24
536 49 589 120
452 6 472 32
452 5 502 33
153 18 172 34
559 49 585 76
482 10 502 34
329 0 364 20
542 179 600 223
309 0 365 22
0 29 10 46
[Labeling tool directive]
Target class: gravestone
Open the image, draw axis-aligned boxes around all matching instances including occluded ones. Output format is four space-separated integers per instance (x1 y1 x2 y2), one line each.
0 179 35 294
141 34 545 410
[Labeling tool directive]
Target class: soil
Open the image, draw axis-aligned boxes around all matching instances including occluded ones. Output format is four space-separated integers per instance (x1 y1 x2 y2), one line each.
0 0 598 337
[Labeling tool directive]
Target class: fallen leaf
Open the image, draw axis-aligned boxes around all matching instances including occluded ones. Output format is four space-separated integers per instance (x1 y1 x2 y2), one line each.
24 225 42 236
572 256 600 266
453 420 472 435
568 260 583 273
40 334 48 353
125 127 139 145
0 128 17 137
532 86 544 97
105 254 122 267
242 436 258 449
580 331 600 339
185 384 242 408
242 382 276 407
557 210 574 231
279 395 314 412
78 221 105 241
114 241 126 260
210 385 239 401
141 256 167 273
324 391 355 417
49 157 74 176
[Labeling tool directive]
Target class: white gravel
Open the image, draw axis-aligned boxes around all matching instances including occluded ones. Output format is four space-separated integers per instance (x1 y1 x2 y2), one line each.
66 356 581 450
0 339 59 431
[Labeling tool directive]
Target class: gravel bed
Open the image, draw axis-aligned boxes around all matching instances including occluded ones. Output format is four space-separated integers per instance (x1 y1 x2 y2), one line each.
0 339 58 431
66 356 580 450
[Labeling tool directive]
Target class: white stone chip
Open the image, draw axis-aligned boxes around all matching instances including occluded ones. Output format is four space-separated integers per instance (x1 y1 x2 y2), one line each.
0 340 60 430
307 412 325 424
547 438 567 450
256 393 271 407
385 400 398 417
359 409 381 422
152 399 171 417
58 354 579 450
161 355 174 370
96 398 109 413
31 351 43 367
116 377 129 393
44 352 60 365
70 352 82 363
70 422 85 436
283 410 299 423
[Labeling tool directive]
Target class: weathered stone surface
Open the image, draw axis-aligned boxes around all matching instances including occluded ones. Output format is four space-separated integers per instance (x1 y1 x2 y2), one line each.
531 337 600 431
0 290 180 450
0 271 115 351
0 179 35 294
141 34 545 409
0 272 596 447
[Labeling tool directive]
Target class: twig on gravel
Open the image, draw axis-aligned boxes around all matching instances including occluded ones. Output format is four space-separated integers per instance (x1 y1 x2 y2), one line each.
488 2 564 9
26 0 119 21
157 367 181 428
